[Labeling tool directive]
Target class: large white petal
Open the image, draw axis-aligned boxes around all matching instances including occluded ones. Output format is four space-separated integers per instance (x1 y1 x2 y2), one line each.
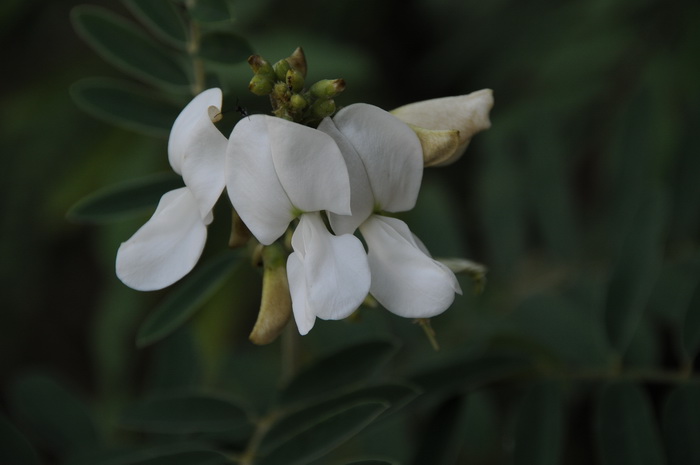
267 117 351 215
168 88 223 174
116 187 209 291
390 89 494 166
226 115 296 245
317 117 374 235
287 212 371 335
360 215 461 318
331 103 423 213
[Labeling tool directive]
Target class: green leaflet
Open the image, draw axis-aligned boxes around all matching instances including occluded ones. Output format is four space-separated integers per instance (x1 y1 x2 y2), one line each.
279 339 399 406
71 5 190 92
120 391 251 434
595 382 665 465
122 0 188 49
662 384 700 465
70 78 183 138
257 402 389 465
67 172 184 223
137 250 242 347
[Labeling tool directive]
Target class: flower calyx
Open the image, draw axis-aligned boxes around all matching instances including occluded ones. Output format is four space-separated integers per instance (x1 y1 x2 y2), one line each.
247 47 346 126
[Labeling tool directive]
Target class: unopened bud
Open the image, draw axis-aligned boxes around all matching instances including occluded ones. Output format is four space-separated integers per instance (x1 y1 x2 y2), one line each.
248 55 275 80
249 245 292 345
309 79 346 99
273 59 291 82
249 74 274 96
310 98 336 119
290 94 308 111
286 69 305 93
285 47 307 77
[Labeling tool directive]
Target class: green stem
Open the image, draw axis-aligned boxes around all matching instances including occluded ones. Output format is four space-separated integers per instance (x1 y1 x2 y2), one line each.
238 412 278 465
185 0 206 95
280 322 300 386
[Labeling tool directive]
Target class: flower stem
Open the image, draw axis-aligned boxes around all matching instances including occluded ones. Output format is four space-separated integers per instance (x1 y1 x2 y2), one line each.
185 0 206 95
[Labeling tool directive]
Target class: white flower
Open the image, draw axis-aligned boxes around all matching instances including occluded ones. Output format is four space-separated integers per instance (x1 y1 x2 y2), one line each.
226 115 370 335
319 104 461 318
116 88 228 291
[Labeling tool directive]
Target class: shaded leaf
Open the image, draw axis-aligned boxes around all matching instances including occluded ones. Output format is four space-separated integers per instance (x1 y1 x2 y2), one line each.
199 31 253 66
604 195 665 353
67 172 184 223
120 391 251 434
71 6 190 91
682 281 700 358
410 395 466 465
188 0 231 23
0 413 41 465
137 250 242 347
146 326 203 393
279 339 399 406
512 381 563 465
257 402 389 465
595 382 665 465
409 353 531 393
66 442 226 465
122 0 187 49
662 384 700 465
262 383 419 454
343 461 396 465
70 78 182 137
7 373 99 456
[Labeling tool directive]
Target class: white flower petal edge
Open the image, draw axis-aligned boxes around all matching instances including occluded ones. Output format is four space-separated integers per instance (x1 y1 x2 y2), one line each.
227 115 352 245
287 212 371 335
116 187 212 291
359 215 461 318
167 88 228 219
329 103 423 214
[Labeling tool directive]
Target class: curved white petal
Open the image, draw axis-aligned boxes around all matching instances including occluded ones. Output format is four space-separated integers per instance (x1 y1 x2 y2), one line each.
267 117 351 215
168 88 223 174
287 212 371 335
167 88 227 218
116 187 209 291
359 215 461 318
317 117 374 235
390 89 494 166
226 115 296 245
331 103 423 213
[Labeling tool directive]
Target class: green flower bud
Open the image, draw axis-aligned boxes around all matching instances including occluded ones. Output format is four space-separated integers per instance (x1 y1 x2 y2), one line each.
247 55 275 80
310 98 336 119
285 47 307 77
290 94 308 111
273 59 291 82
286 68 305 93
249 244 292 345
249 74 274 96
309 79 346 99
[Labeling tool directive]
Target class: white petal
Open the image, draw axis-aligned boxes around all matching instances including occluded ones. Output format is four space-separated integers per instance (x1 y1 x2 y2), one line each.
267 116 351 215
167 88 228 218
168 88 223 174
287 212 371 335
359 215 461 318
116 187 209 291
331 103 423 212
226 115 296 245
390 89 494 166
317 117 374 235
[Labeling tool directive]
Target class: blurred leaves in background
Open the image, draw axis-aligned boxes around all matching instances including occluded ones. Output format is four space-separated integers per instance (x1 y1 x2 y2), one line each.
2 0 700 463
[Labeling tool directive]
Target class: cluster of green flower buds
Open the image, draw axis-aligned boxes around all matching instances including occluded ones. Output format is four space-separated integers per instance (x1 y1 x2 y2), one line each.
247 47 346 126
